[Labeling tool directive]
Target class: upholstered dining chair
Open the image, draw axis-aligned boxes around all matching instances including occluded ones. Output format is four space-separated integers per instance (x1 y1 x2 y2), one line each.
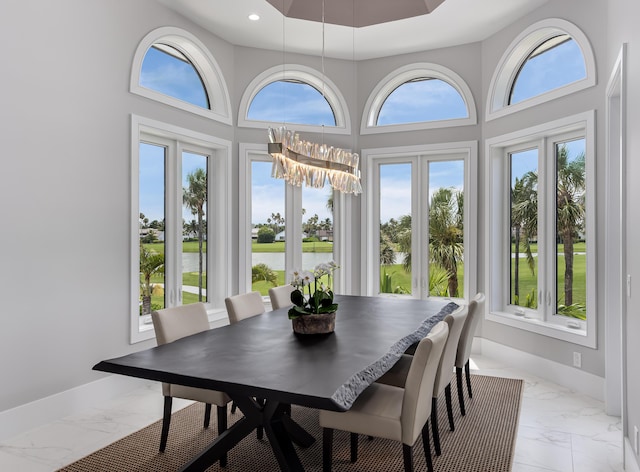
225 291 265 324
268 284 295 309
151 303 231 466
319 321 449 472
224 291 267 427
376 304 468 457
455 292 485 416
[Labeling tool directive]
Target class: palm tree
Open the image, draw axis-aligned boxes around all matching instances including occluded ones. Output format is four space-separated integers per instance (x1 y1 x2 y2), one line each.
140 243 164 315
183 168 207 301
252 263 279 287
429 187 464 297
556 145 585 306
510 173 537 303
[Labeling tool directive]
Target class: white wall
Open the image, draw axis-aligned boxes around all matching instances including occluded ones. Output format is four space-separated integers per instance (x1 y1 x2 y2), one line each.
0 0 235 412
606 0 640 467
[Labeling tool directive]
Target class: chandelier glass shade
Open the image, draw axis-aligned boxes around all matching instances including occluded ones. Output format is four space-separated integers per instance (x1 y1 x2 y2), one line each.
268 126 362 195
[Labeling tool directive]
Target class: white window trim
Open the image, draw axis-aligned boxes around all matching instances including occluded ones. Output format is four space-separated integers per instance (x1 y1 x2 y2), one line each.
484 110 596 348
360 141 478 302
486 18 596 122
361 63 477 135
130 26 232 125
238 143 346 296
237 65 351 135
131 114 232 344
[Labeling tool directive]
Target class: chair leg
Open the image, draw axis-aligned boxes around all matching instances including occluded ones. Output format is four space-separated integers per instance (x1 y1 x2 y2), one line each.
445 384 455 432
322 428 333 472
402 443 414 472
350 432 358 463
431 397 441 456
231 401 237 414
159 396 172 452
465 360 473 398
421 421 433 472
204 403 212 428
217 405 228 467
456 366 466 416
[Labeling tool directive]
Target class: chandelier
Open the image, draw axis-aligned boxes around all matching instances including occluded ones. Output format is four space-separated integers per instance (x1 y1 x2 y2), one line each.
268 126 362 195
267 0 361 196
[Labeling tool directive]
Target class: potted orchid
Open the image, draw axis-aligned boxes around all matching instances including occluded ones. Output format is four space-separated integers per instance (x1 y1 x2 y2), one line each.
288 262 339 334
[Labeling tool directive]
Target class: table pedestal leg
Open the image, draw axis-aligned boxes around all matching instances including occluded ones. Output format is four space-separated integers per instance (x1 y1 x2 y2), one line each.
179 395 315 472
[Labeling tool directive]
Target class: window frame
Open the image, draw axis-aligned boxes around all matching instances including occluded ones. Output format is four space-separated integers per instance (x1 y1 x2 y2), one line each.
130 26 232 125
360 141 478 301
238 65 351 135
131 114 232 344
486 19 596 121
361 63 477 135
485 110 596 348
238 143 346 298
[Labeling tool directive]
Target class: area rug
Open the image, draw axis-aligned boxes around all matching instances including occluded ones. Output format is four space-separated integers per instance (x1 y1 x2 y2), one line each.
58 374 523 472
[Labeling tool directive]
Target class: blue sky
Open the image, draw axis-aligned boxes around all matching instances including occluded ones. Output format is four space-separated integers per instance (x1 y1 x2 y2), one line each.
139 39 586 227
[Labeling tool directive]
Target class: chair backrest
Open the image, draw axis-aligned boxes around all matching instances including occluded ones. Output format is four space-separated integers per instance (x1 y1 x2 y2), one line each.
455 292 485 369
225 291 265 324
268 285 295 309
401 321 449 445
151 303 210 346
433 304 469 396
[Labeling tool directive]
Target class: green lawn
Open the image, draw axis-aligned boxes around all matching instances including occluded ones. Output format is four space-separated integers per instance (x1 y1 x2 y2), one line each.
252 241 334 253
379 264 465 297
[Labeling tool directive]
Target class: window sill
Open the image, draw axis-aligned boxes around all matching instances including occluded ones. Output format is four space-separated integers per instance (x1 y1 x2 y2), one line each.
486 310 595 348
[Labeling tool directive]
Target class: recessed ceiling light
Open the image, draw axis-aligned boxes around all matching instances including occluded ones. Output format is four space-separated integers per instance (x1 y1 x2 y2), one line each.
248 13 260 21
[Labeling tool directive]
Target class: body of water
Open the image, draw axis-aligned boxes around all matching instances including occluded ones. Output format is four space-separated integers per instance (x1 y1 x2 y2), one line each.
181 251 335 272
182 252 415 272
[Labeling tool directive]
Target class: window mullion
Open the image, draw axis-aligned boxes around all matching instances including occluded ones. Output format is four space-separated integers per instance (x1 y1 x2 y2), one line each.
535 138 547 321
166 140 181 307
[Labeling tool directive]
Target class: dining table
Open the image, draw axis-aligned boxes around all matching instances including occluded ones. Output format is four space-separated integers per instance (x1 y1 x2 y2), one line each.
93 294 458 472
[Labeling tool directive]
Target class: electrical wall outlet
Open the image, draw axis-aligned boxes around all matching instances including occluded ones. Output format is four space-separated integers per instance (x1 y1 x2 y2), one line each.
573 352 582 368
634 426 639 455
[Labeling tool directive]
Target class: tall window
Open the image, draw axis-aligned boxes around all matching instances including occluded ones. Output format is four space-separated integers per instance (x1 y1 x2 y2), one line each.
364 144 476 300
239 146 342 299
486 112 595 347
251 160 285 294
132 116 231 343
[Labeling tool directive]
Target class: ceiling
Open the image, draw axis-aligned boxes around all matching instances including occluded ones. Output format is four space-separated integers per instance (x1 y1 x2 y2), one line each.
155 0 550 60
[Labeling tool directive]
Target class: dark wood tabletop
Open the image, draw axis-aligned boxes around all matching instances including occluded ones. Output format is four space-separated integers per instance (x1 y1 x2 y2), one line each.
94 295 458 411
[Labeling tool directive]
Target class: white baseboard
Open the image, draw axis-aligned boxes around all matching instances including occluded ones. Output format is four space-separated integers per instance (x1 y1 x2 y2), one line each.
626 438 640 472
0 375 149 441
476 337 605 402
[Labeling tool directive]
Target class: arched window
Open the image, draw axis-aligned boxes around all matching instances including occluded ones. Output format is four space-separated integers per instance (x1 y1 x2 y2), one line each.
238 65 351 135
486 19 595 120
140 44 209 109
131 26 232 125
248 80 335 126
361 63 477 135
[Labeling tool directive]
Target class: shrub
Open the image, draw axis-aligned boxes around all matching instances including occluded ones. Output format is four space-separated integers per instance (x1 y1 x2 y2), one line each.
257 226 276 243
